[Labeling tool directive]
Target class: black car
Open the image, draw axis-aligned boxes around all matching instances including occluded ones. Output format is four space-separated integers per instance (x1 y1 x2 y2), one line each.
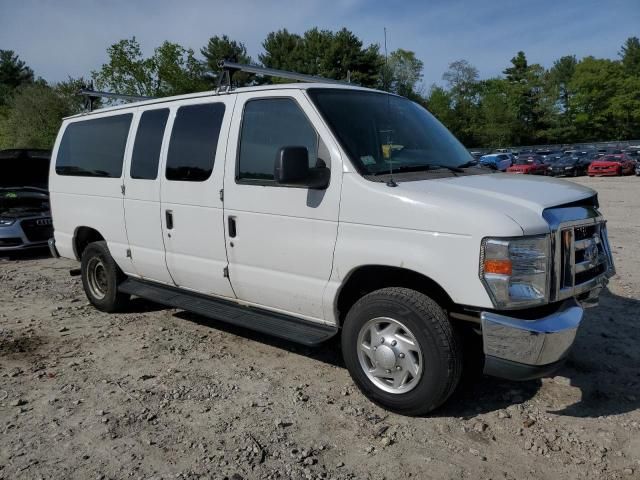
0 149 53 252
547 151 596 177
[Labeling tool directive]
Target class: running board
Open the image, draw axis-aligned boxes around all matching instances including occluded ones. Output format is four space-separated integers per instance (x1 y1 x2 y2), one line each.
118 278 338 346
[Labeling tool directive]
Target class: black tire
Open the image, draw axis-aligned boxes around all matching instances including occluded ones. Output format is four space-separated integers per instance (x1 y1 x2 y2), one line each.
341 287 462 416
80 241 130 312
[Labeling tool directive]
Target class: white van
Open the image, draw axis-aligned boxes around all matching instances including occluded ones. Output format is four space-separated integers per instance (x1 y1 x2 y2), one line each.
48 64 614 414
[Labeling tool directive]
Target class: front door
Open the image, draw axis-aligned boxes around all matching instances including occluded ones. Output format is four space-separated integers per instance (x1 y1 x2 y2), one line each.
223 90 342 321
159 97 235 298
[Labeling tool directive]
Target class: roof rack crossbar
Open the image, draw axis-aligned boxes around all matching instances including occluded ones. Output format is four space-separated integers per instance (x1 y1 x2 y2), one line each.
78 88 156 112
217 61 349 88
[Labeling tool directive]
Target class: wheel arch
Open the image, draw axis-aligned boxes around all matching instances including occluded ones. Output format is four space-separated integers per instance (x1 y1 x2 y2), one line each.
334 265 454 327
73 226 105 260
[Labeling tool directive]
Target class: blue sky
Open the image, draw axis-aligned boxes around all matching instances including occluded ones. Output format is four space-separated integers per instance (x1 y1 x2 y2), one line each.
1 0 638 90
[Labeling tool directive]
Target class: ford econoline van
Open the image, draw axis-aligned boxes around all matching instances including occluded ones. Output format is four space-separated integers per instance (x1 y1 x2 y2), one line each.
48 64 614 414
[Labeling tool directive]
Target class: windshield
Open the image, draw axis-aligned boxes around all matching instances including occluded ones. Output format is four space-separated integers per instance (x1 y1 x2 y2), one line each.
0 151 51 189
308 89 472 176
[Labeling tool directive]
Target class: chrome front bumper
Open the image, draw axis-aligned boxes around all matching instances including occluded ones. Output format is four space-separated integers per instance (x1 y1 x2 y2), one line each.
481 299 583 380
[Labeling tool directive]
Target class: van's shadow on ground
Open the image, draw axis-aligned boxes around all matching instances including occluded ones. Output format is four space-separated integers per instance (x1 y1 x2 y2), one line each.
175 289 640 419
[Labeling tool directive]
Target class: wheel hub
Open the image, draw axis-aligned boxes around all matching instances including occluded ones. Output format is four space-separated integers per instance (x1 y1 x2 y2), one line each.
356 316 423 394
374 345 397 369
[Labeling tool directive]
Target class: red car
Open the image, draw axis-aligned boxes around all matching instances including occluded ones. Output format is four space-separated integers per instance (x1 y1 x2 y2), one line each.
506 154 547 175
588 154 635 176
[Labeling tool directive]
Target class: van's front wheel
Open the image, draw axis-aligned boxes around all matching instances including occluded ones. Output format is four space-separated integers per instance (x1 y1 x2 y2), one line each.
341 287 462 415
81 241 130 312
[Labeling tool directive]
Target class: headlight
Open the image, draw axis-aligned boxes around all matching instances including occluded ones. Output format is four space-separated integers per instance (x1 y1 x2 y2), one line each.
480 236 550 309
564 166 573 170
0 218 16 227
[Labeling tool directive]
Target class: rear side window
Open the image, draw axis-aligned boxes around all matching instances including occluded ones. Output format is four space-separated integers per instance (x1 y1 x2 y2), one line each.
166 103 225 182
237 98 318 183
56 114 132 177
130 109 169 180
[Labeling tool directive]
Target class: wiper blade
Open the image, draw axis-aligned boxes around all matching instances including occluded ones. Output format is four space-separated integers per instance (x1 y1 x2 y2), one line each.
429 164 464 173
372 164 463 176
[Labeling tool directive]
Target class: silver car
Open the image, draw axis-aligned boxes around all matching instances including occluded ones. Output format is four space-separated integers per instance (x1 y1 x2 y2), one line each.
0 149 52 253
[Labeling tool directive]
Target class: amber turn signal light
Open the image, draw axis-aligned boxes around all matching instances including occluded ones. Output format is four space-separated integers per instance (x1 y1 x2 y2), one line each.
484 259 513 275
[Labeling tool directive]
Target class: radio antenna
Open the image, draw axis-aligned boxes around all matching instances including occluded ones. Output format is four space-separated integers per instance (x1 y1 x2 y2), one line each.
383 27 397 187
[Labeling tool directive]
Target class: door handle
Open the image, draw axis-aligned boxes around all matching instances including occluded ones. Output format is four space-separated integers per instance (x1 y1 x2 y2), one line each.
228 216 237 238
165 210 173 230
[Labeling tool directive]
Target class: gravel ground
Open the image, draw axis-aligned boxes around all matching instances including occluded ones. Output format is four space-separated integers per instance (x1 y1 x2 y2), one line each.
1 175 639 480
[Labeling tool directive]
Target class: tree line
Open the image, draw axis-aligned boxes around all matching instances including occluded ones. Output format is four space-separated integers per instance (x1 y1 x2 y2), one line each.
1 29 638 150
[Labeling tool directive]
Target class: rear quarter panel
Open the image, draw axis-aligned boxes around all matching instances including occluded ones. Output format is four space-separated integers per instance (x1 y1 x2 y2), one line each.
49 112 134 271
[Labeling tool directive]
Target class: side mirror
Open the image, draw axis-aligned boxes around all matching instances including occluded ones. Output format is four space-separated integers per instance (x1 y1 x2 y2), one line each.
274 146 330 189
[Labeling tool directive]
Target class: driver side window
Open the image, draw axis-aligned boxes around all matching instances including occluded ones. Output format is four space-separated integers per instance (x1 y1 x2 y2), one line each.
237 98 319 184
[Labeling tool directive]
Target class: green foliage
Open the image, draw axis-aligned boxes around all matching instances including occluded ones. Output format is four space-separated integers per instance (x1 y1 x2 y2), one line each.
260 28 383 87
201 35 253 87
0 50 34 106
92 37 208 98
475 78 518 147
619 36 640 75
441 60 481 145
382 49 424 99
2 32 639 150
0 82 82 149
428 38 640 147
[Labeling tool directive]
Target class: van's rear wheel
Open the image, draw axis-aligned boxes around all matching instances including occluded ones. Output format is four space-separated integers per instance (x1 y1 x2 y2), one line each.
341 287 462 415
81 241 130 312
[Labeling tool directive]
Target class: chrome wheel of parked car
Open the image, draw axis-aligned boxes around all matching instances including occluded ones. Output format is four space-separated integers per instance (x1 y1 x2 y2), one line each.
357 316 423 394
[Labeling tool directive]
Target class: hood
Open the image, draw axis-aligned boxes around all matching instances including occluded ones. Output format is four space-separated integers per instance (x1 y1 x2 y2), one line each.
553 160 578 167
413 173 594 211
509 164 534 170
0 189 50 219
395 173 596 235
591 159 621 166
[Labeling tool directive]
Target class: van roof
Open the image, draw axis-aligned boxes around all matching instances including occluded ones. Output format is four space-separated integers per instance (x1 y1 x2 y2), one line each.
64 82 380 120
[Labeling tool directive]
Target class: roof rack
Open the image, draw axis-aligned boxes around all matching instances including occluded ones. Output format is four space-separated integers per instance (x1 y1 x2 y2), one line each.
78 87 155 112
217 60 349 92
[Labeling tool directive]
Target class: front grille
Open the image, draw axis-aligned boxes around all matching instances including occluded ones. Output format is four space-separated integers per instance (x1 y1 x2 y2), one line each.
556 219 613 299
20 218 53 242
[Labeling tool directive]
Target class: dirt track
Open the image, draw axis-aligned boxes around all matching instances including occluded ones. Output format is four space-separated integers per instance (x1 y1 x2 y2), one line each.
1 175 639 480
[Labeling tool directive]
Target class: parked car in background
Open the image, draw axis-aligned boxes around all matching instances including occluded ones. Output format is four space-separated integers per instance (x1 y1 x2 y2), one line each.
479 153 512 171
0 149 52 252
506 154 547 175
588 154 635 176
548 151 595 177
623 146 639 160
535 149 562 163
543 152 564 166
596 148 608 157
